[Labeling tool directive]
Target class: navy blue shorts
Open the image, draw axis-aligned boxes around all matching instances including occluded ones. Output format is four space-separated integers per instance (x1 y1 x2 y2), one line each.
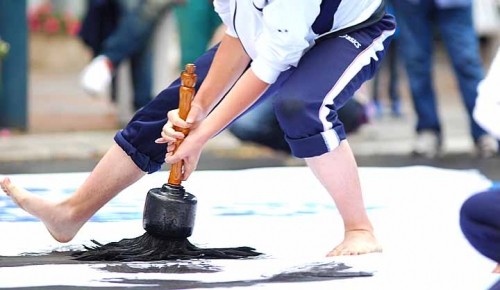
115 14 396 173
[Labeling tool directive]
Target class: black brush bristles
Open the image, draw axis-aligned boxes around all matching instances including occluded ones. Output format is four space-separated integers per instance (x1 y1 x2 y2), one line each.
71 232 262 261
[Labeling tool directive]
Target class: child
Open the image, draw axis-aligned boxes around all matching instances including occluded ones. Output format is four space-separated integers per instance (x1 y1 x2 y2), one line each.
2 0 395 256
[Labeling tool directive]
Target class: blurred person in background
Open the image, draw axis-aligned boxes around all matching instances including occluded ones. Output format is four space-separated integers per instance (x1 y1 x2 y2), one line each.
79 0 182 111
229 95 370 155
473 46 500 139
460 188 500 275
460 46 500 277
370 0 402 118
393 0 499 158
174 0 222 70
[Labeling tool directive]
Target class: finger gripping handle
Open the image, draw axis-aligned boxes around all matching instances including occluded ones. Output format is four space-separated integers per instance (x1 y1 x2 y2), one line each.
168 64 197 185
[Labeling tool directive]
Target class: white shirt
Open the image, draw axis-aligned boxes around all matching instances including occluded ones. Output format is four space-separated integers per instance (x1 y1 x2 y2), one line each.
473 47 500 139
213 0 382 84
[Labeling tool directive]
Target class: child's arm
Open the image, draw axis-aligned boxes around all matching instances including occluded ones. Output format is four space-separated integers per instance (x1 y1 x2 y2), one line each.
164 67 269 178
192 34 252 119
156 33 251 143
163 39 270 177
194 68 269 143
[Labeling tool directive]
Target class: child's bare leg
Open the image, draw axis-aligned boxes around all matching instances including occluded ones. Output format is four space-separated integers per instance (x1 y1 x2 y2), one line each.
305 140 382 256
494 263 500 273
0 144 145 243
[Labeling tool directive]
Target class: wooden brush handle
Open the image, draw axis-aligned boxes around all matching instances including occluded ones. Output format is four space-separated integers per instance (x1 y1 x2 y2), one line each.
168 64 197 186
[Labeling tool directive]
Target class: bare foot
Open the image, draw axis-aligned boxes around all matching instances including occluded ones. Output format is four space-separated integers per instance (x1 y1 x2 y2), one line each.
1 177 81 243
494 264 500 274
327 229 383 256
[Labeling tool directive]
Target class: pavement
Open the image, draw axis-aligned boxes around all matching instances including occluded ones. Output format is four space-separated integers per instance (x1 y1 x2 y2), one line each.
1 34 499 180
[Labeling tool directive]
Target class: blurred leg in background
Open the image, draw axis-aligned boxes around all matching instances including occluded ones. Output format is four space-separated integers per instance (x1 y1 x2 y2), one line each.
229 96 369 155
394 0 498 158
79 0 181 111
370 0 402 118
174 0 222 69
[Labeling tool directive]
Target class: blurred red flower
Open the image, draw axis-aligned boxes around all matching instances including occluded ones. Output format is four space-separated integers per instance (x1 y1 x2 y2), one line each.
27 1 81 36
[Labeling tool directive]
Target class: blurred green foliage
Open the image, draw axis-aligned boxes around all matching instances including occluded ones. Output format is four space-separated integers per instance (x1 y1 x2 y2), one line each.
0 40 9 60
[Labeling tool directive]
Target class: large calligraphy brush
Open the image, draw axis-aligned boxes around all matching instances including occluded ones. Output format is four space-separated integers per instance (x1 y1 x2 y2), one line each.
72 64 261 261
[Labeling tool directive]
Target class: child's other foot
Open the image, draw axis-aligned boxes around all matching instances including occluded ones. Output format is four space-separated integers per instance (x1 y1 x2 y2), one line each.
327 229 383 256
494 263 500 274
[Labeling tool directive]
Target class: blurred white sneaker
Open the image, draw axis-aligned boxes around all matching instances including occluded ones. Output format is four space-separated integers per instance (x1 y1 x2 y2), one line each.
475 135 499 158
412 130 442 158
80 55 113 96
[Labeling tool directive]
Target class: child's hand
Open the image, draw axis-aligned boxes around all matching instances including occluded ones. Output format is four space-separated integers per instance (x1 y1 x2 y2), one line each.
155 103 206 144
165 130 205 180
155 109 188 144
155 103 208 180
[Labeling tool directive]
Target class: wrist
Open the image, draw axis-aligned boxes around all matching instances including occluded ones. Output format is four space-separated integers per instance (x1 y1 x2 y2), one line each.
191 123 212 144
190 102 208 121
